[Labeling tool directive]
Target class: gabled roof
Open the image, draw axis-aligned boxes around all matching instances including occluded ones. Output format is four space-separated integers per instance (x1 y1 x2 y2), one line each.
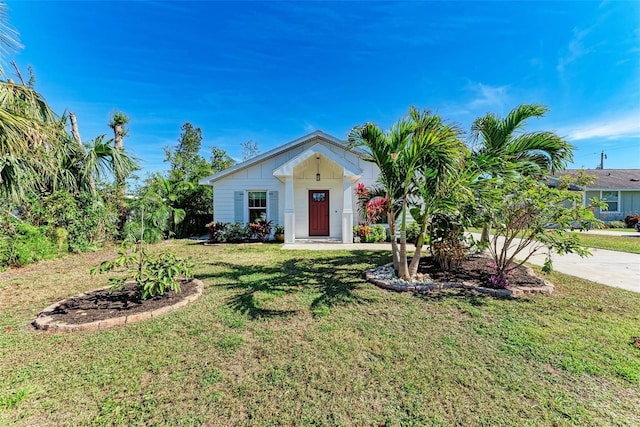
555 169 640 190
272 142 362 180
199 130 367 186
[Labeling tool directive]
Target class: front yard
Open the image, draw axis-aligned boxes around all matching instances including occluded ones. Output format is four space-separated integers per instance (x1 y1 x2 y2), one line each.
1 240 639 426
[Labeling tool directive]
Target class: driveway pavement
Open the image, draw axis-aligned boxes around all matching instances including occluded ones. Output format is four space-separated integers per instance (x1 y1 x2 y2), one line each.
283 235 640 294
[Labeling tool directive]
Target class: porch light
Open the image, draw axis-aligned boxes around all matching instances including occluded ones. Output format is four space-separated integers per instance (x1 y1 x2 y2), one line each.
316 154 320 181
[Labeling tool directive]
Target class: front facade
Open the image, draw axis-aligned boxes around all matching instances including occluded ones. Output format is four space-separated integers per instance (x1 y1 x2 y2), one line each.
199 131 380 243
558 169 640 221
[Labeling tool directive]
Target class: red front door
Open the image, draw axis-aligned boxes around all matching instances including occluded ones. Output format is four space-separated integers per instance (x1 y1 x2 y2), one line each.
309 190 329 236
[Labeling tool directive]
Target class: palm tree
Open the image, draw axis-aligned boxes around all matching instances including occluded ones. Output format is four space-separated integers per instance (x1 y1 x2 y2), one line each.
0 75 65 202
109 111 130 235
405 109 468 277
471 104 574 244
349 107 467 280
348 118 410 274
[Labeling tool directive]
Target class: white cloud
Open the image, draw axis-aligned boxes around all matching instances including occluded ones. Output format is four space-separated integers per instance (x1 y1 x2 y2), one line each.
557 25 596 73
563 112 640 141
467 83 509 111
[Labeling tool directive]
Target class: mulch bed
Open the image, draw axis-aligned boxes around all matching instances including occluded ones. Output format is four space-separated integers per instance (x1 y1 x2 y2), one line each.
417 255 546 288
43 279 199 325
364 254 552 297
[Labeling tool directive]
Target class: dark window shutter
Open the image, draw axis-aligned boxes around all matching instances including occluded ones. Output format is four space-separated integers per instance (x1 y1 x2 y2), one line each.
234 191 244 223
268 191 279 222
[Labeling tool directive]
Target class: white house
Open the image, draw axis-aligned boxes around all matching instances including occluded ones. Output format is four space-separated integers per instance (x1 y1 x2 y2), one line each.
198 131 381 244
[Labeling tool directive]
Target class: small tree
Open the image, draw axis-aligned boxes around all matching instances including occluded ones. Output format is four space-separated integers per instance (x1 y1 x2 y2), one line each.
480 174 603 287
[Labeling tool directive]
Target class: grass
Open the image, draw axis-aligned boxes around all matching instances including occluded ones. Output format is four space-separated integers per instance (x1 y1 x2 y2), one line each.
576 233 640 254
1 241 639 426
468 227 640 254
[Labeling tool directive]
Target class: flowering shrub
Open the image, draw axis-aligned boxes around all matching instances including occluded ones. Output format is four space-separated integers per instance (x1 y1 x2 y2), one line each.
249 219 273 242
366 196 389 224
206 221 227 243
489 275 510 289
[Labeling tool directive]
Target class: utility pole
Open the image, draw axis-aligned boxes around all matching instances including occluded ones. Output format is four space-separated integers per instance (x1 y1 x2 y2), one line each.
599 150 607 169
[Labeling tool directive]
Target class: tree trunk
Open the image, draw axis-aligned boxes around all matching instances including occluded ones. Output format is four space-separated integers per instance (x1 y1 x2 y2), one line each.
479 222 490 254
69 112 95 192
408 217 429 277
388 209 400 271
113 123 127 236
397 195 410 280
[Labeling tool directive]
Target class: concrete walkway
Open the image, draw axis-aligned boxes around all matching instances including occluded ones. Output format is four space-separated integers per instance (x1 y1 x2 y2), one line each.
282 235 640 294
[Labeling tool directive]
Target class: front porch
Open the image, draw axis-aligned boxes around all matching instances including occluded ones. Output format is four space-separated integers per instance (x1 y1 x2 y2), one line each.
273 143 362 244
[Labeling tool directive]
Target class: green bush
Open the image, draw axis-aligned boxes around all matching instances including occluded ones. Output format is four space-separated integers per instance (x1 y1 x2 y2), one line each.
367 225 387 243
353 224 387 243
19 190 118 252
607 220 626 229
91 241 194 300
225 223 252 243
405 222 423 246
0 222 57 268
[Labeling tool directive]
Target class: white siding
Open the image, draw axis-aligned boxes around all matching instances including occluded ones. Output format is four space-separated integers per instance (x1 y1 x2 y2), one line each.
211 136 382 240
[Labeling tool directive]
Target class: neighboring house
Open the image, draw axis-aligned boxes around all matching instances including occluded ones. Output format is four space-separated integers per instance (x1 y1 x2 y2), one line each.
198 131 380 243
555 169 640 221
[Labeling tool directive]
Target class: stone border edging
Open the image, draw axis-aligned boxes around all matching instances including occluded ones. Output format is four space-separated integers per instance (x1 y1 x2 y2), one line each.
363 263 554 297
32 279 204 332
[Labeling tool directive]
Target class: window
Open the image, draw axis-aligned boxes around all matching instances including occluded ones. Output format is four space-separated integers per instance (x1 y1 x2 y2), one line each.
248 191 267 223
601 190 619 212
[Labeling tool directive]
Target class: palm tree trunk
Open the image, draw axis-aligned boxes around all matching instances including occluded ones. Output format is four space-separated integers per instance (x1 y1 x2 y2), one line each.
388 210 400 271
69 112 95 192
113 123 127 236
408 217 428 277
397 195 410 280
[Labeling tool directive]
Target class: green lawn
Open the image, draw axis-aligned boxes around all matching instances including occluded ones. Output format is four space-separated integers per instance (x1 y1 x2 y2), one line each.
1 241 639 426
576 233 640 254
468 227 640 254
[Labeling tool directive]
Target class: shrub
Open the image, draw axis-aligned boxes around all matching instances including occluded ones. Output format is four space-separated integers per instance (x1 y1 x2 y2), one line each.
607 220 626 229
405 222 423 246
353 224 386 243
225 222 251 243
206 221 228 243
91 240 193 300
367 225 387 243
624 215 640 228
249 219 273 242
0 221 57 268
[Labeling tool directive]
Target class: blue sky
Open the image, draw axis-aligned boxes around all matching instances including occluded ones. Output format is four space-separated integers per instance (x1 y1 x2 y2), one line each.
6 0 640 175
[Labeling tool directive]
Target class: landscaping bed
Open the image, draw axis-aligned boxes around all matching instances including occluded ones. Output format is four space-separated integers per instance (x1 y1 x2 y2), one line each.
365 255 553 297
32 279 203 331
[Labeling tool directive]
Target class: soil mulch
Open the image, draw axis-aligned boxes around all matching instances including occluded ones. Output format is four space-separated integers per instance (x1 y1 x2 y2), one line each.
44 279 199 325
418 255 546 288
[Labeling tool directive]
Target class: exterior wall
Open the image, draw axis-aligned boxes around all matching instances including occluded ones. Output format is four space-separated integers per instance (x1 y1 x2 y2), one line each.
585 190 640 221
622 191 640 215
212 175 284 225
211 137 381 241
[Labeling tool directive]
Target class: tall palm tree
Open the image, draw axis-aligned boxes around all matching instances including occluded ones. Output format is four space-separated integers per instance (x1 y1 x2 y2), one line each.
405 109 468 277
109 111 130 235
471 104 574 244
0 75 65 202
349 107 467 280
348 119 409 272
